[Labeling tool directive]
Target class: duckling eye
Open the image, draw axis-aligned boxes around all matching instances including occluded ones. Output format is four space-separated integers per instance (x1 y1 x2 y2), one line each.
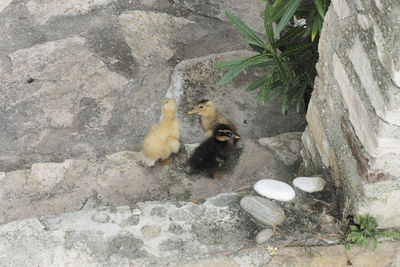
199 105 204 109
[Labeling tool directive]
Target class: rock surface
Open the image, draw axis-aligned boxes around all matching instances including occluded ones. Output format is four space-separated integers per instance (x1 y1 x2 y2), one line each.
0 139 293 225
240 196 285 227
0 0 306 173
258 132 303 166
0 193 264 266
293 176 326 193
254 179 296 202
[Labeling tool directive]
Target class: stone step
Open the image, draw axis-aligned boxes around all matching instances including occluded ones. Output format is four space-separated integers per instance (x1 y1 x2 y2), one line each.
0 190 397 266
0 133 302 225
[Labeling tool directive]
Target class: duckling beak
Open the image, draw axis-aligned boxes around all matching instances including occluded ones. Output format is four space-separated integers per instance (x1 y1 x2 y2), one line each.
233 135 240 139
187 109 197 114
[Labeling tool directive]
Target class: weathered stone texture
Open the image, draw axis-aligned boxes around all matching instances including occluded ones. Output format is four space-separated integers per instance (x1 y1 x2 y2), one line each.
301 0 400 227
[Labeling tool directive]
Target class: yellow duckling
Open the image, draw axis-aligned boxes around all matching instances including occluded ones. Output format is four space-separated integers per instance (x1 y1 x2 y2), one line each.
140 98 180 166
187 99 237 138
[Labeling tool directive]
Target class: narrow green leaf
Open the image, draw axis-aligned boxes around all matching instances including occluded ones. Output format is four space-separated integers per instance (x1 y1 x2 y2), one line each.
349 225 359 231
266 0 296 25
249 44 266 53
246 76 268 92
282 43 313 57
225 11 265 48
296 85 306 112
214 57 248 69
217 55 273 86
272 54 288 84
264 1 275 48
311 15 322 41
262 70 275 104
372 235 378 251
314 0 325 19
274 0 302 38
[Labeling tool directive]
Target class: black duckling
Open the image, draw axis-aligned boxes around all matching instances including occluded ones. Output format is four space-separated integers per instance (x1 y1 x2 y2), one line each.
188 123 240 179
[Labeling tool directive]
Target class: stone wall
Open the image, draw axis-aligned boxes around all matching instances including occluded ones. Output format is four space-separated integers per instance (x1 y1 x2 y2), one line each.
301 0 400 228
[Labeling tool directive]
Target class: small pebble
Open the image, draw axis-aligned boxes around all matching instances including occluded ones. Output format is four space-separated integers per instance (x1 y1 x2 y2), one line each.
0 172 5 180
91 212 110 223
132 208 142 215
256 228 274 244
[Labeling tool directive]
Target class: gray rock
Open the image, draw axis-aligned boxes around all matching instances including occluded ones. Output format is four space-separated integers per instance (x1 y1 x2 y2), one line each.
255 228 274 244
171 0 265 33
108 234 149 259
168 223 184 235
26 0 115 25
131 209 142 216
150 206 167 217
208 193 240 207
169 208 190 221
91 212 110 223
0 0 12 13
240 196 285 227
120 216 140 227
158 238 185 251
258 132 303 166
140 225 162 240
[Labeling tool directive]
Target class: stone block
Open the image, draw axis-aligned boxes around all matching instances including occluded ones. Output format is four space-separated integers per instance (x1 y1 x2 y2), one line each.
306 98 331 167
332 0 350 19
333 53 380 157
0 0 12 13
354 180 400 228
26 0 114 25
119 11 193 65
348 36 400 127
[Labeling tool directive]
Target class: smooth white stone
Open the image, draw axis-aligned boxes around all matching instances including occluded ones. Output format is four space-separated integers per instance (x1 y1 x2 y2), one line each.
254 179 295 201
0 172 5 180
293 177 326 193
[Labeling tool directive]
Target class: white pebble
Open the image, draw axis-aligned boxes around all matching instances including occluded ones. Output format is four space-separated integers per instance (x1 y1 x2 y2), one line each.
293 177 326 193
254 179 295 201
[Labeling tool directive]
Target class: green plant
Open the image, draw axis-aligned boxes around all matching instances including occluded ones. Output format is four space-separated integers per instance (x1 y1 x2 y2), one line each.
215 0 330 114
345 214 399 251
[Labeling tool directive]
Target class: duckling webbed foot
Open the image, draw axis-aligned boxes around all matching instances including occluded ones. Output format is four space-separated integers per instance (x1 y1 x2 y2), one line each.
159 157 173 165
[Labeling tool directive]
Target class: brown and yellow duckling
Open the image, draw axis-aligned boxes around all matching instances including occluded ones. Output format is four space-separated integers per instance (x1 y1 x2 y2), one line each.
188 123 240 179
140 98 180 166
187 99 237 139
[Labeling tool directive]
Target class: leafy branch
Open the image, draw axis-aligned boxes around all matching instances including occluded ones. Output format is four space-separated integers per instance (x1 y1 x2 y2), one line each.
215 0 330 114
